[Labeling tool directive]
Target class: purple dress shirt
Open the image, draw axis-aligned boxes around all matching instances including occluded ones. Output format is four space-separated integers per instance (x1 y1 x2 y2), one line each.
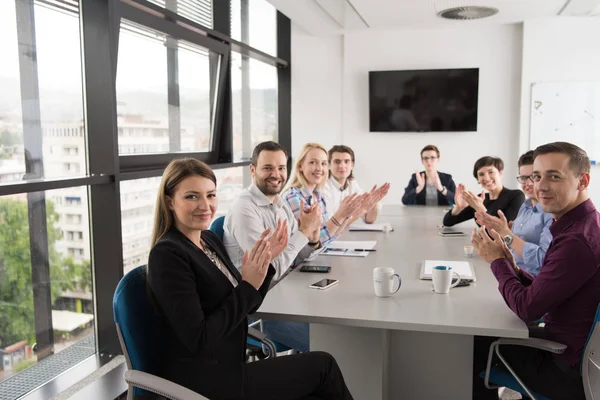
491 199 600 367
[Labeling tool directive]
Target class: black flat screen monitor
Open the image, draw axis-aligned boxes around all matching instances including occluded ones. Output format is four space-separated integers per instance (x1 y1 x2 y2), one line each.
369 68 479 132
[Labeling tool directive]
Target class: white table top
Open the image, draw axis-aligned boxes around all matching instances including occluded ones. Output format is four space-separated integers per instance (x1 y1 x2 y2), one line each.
256 206 528 338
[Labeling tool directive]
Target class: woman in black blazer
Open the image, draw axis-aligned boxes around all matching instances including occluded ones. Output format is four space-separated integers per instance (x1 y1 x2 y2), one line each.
147 158 354 400
402 145 456 206
442 156 525 227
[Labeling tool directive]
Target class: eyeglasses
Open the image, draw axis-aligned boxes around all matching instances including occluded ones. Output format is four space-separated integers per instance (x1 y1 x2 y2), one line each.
422 156 438 162
516 175 533 184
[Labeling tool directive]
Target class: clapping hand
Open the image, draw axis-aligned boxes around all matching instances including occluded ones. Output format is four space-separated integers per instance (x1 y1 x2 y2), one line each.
298 199 322 241
462 190 486 212
415 171 426 192
337 193 366 221
265 219 289 260
474 210 511 236
471 226 519 273
358 183 391 216
471 225 504 263
241 230 272 289
428 171 444 192
454 184 469 210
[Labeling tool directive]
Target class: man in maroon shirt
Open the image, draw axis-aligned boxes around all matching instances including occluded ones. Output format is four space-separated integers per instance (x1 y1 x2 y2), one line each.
471 142 599 400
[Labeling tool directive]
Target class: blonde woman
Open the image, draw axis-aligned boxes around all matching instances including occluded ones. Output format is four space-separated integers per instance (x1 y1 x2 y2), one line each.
147 158 354 399
282 143 369 245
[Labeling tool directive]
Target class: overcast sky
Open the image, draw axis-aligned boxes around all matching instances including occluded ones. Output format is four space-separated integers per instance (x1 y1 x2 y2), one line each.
0 0 278 94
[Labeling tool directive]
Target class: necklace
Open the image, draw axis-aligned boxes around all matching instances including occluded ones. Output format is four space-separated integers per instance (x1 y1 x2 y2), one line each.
199 238 223 270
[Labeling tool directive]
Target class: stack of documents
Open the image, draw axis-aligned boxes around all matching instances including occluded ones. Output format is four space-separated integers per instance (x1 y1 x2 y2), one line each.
322 240 377 257
349 221 393 232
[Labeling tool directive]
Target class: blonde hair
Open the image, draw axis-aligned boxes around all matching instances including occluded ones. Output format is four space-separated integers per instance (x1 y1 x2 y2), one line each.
283 143 328 192
151 158 217 247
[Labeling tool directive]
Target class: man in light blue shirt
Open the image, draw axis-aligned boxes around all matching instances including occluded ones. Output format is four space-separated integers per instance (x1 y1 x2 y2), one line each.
476 151 553 275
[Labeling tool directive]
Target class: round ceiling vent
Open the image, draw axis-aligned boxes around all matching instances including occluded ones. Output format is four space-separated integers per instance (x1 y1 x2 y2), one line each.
437 6 499 20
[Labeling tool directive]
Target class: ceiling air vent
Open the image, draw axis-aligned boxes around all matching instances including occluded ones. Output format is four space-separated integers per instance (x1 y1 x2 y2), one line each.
438 6 498 20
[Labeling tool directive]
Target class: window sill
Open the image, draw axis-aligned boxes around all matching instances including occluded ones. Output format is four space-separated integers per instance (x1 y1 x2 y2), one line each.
19 353 127 400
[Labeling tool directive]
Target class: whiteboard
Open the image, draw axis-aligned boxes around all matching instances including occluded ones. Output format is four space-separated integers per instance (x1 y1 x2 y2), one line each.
530 81 600 163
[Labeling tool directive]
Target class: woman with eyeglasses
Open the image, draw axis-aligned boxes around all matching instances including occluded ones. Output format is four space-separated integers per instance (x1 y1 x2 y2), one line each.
402 144 457 206
442 155 525 227
474 151 553 276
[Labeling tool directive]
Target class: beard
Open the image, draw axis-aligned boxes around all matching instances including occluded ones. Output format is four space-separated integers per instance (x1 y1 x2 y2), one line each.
256 177 283 196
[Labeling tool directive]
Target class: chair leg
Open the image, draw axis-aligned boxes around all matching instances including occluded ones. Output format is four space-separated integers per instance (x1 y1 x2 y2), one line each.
485 342 501 390
495 345 536 400
127 384 134 400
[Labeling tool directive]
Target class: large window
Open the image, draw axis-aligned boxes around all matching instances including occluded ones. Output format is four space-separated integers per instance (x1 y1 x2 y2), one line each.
0 0 86 184
120 177 161 274
116 22 218 155
0 188 93 392
0 0 94 394
0 0 290 396
214 167 246 215
231 52 278 161
147 0 212 28
231 0 277 56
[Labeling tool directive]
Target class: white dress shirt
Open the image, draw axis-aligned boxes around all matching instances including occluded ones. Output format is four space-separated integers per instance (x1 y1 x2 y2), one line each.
223 183 317 280
322 176 363 216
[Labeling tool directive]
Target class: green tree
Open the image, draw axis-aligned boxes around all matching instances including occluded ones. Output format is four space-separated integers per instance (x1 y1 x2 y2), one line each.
0 198 90 348
0 130 22 147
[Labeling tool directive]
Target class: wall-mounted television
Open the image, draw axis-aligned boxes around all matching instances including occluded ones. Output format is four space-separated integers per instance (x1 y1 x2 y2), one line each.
368 68 479 132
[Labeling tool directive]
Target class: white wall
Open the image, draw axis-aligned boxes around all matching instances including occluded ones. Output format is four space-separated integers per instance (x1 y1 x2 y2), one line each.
291 24 344 153
344 25 523 203
292 24 524 204
520 18 600 203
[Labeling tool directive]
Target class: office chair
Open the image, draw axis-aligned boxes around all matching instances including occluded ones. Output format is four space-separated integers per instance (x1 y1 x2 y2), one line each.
482 304 600 400
209 216 225 239
113 265 277 400
208 216 295 356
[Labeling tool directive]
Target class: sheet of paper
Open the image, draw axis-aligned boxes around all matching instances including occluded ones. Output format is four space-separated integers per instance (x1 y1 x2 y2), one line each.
321 249 369 257
349 221 393 232
321 240 377 257
423 260 474 279
326 240 377 250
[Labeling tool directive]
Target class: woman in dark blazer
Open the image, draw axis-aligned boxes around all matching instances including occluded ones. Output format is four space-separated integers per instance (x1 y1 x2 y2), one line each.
147 158 354 400
402 145 456 206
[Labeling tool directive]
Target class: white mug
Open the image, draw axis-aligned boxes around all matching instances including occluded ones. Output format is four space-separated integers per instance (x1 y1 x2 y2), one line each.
432 265 461 294
373 267 401 297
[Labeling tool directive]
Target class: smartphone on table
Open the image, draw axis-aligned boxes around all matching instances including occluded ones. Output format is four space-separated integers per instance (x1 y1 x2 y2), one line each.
299 265 331 273
438 230 466 237
309 278 339 290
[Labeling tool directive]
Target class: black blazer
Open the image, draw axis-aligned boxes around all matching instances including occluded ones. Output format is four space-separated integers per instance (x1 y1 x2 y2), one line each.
442 187 525 227
402 171 456 206
147 227 275 399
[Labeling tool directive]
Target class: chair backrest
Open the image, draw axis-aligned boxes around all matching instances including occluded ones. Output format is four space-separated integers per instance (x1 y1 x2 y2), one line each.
582 304 600 399
113 265 165 376
209 216 225 240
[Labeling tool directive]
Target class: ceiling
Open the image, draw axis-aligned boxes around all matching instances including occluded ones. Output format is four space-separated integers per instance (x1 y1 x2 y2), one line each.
268 0 600 35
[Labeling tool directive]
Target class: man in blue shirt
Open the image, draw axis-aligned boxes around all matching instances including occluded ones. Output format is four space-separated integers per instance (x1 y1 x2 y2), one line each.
475 151 553 275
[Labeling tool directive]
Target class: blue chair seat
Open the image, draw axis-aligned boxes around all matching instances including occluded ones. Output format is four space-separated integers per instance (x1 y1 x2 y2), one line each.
480 368 550 400
247 337 291 353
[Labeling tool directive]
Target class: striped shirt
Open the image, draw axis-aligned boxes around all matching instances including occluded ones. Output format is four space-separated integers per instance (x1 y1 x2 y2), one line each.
282 186 338 245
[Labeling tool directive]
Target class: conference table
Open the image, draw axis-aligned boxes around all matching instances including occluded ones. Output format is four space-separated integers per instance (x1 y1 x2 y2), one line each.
255 206 528 400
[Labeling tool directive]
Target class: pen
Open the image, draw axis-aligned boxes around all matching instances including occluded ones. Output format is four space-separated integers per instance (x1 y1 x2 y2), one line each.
326 248 376 252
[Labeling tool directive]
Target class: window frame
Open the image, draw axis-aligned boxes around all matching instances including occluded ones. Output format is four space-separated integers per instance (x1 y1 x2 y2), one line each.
1 0 291 396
